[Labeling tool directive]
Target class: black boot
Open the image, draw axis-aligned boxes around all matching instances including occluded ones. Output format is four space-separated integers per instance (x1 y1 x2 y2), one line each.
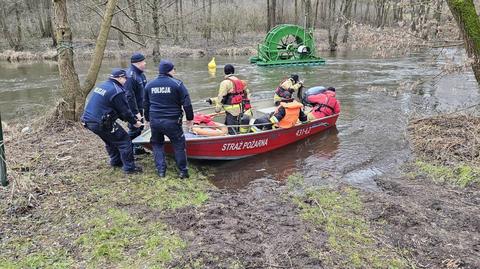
133 146 149 155
179 171 189 179
124 166 143 174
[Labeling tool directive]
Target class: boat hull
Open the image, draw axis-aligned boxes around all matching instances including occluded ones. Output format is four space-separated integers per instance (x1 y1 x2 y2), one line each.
135 114 338 160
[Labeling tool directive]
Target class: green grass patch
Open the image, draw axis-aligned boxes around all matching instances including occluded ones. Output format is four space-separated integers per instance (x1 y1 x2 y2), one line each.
76 208 186 268
83 157 210 210
288 174 408 269
118 173 210 210
0 246 74 269
71 158 210 268
1 156 211 268
414 160 480 187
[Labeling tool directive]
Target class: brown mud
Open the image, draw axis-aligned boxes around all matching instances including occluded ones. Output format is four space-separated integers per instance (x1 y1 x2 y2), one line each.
163 174 480 268
164 178 327 268
1 116 479 267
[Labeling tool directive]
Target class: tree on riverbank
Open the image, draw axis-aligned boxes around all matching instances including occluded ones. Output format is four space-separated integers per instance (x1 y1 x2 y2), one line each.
0 3 23 51
53 0 118 120
0 0 470 52
446 0 480 85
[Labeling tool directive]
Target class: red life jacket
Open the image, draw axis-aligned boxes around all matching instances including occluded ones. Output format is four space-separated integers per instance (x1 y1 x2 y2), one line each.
308 91 340 119
222 77 246 105
193 113 216 126
223 77 252 110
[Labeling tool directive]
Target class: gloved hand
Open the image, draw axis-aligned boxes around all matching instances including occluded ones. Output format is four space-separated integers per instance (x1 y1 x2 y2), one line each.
205 98 213 105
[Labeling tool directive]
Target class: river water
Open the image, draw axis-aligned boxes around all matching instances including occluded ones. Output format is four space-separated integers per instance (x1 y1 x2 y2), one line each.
1 49 479 189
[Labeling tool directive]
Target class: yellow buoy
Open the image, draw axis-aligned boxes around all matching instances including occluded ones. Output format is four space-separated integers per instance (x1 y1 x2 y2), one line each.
208 57 216 69
208 67 216 78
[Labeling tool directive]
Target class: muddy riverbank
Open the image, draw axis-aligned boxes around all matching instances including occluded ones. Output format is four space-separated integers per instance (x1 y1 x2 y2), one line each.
1 111 479 268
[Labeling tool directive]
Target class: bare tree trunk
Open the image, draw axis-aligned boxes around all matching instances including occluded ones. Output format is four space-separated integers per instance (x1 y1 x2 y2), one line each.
126 0 144 45
327 0 338 51
342 0 353 43
42 0 55 46
207 0 212 39
353 0 358 20
314 0 320 28
34 1 46 37
52 0 81 120
0 9 16 50
80 0 119 108
295 0 298 24
446 0 480 84
269 0 276 29
174 0 179 44
434 0 443 23
279 0 284 22
364 1 370 24
267 0 271 31
267 0 276 30
321 0 327 22
14 3 23 51
432 0 443 38
421 4 431 39
180 0 185 41
114 15 124 48
375 0 387 28
383 1 390 27
202 0 207 38
303 0 312 28
152 0 161 62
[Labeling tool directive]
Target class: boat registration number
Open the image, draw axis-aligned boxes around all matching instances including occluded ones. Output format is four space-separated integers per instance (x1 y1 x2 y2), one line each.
296 126 312 136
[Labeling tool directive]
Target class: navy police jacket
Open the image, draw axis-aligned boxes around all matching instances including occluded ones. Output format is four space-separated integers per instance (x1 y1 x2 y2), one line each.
125 64 147 115
81 79 136 124
144 74 194 122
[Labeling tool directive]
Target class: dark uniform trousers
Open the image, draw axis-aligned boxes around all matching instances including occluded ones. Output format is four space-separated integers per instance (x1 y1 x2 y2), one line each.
85 122 135 171
225 112 240 135
150 118 188 174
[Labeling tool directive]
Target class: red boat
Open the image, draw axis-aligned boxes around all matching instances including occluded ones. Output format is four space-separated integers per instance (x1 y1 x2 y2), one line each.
133 109 339 160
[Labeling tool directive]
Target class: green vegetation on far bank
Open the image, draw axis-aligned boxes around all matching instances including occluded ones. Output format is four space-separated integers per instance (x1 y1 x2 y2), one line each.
287 174 409 269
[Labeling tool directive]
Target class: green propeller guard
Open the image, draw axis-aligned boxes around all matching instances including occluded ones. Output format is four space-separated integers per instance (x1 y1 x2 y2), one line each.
250 24 326 67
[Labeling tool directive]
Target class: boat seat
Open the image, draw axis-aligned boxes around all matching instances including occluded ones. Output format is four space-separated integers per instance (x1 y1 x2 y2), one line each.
256 107 276 115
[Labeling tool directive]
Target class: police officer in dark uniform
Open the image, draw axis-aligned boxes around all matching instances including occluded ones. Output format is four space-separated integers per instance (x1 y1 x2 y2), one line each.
81 68 143 174
125 52 148 155
144 60 194 179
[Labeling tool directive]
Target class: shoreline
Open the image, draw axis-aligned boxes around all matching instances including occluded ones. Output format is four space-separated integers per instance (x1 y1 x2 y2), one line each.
0 45 259 62
0 24 461 62
0 112 478 268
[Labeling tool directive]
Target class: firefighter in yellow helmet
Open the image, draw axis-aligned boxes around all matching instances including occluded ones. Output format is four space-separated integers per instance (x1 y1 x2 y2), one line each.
273 74 304 106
